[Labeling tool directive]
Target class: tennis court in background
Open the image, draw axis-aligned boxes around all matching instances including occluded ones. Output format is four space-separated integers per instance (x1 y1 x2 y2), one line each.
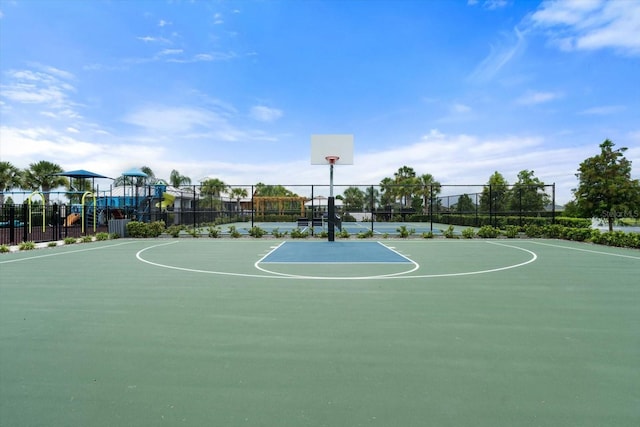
190 221 458 236
1 238 639 426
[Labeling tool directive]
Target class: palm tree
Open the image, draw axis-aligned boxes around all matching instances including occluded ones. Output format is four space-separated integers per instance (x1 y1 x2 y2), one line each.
342 186 366 211
364 186 380 212
169 170 192 188
379 177 396 207
22 161 68 204
254 183 297 197
417 173 441 214
140 166 156 186
230 187 248 213
394 166 418 209
200 178 228 209
0 161 22 205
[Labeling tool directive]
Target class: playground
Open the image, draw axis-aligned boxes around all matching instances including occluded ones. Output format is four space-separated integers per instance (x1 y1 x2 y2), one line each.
1 238 639 426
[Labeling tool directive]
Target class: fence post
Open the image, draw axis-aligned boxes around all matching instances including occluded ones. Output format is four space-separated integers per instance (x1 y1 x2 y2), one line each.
552 183 556 224
489 184 494 228
429 184 434 232
22 202 28 243
9 204 16 244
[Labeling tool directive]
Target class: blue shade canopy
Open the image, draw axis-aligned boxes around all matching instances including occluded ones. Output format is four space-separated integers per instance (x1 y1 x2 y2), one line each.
53 169 111 179
122 168 148 177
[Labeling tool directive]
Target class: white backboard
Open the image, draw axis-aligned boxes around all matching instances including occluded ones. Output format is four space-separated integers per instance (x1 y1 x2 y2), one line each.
310 134 354 165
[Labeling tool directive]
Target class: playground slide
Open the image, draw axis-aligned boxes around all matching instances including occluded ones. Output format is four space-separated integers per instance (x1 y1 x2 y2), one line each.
65 213 80 226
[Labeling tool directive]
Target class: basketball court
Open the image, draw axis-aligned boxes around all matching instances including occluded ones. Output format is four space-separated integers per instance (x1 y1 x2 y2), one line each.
1 238 639 426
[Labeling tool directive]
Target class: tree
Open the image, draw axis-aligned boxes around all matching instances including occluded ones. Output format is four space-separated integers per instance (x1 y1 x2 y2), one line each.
379 177 396 207
230 187 248 213
200 178 228 209
509 170 550 213
416 173 441 214
140 166 156 186
364 186 380 212
342 186 366 211
253 183 297 197
22 161 68 204
455 194 475 213
169 170 192 188
573 139 640 231
479 171 510 213
394 166 418 208
0 161 22 205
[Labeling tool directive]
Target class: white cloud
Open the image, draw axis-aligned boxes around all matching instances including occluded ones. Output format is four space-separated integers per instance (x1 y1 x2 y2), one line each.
213 13 223 25
0 67 79 114
530 0 640 55
123 106 225 133
137 36 170 44
578 105 625 115
484 0 508 10
469 27 526 82
250 106 283 122
451 103 472 113
158 49 183 56
516 90 562 105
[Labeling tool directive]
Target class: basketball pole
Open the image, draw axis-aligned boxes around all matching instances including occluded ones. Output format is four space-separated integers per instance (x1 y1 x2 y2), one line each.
326 156 338 242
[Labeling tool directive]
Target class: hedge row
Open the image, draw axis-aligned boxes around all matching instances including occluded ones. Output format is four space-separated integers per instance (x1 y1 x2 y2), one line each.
521 224 639 248
126 221 165 237
405 214 591 229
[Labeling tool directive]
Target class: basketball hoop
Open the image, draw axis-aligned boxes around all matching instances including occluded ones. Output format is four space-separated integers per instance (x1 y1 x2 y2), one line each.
325 155 340 165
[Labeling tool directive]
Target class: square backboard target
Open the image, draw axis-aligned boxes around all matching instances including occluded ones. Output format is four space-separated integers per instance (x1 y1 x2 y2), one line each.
310 134 354 165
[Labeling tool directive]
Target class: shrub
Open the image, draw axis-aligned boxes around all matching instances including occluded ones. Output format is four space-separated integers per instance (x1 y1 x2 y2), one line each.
477 225 500 238
167 225 182 238
96 232 110 241
249 226 266 238
337 229 350 239
64 237 77 245
126 221 147 237
81 235 93 243
397 225 415 238
109 233 120 239
524 224 543 238
228 226 241 238
148 221 165 237
208 227 221 238
542 224 564 239
315 230 328 238
422 231 434 239
47 242 58 247
272 228 287 238
126 220 165 238
290 228 309 238
462 228 476 239
562 227 591 242
357 229 374 238
443 225 457 239
0 245 10 253
19 241 36 251
504 225 519 238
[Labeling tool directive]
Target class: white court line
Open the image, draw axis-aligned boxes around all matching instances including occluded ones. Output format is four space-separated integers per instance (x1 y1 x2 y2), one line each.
135 240 536 281
524 240 640 260
0 241 139 264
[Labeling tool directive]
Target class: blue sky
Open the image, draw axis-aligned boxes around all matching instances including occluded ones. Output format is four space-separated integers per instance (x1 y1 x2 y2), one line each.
1 0 638 203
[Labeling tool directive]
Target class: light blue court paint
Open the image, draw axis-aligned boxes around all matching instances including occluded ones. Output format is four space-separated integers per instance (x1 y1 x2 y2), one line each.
260 241 413 263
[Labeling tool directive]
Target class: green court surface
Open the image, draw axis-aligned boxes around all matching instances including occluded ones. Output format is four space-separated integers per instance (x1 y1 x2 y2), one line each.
1 239 639 426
